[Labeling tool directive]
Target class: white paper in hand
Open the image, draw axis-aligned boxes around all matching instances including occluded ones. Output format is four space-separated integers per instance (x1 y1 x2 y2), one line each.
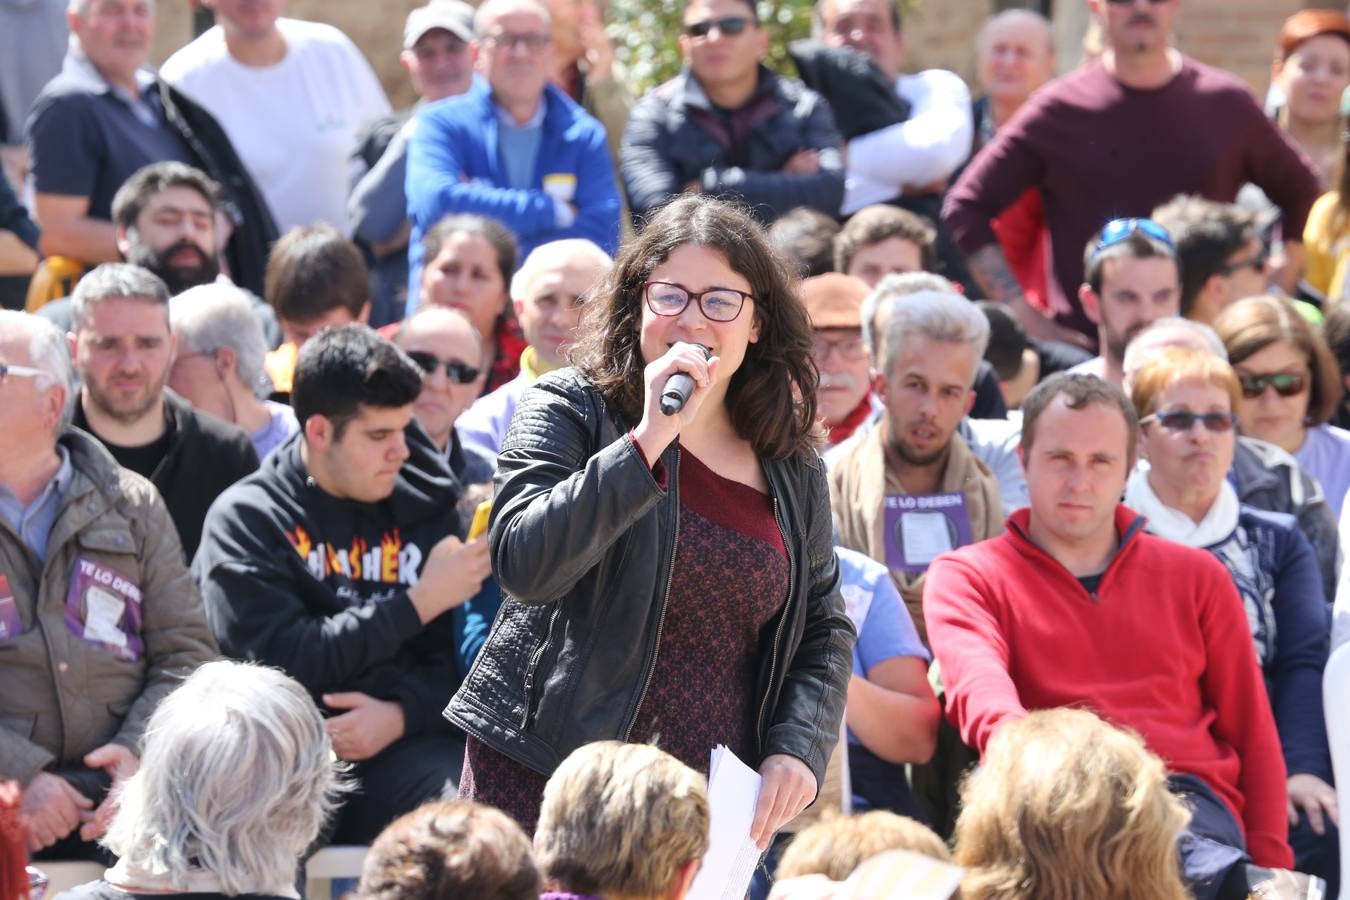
686 745 763 900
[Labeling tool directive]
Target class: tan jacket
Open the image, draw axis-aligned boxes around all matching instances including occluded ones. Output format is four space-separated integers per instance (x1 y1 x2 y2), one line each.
829 423 1004 646
0 428 218 784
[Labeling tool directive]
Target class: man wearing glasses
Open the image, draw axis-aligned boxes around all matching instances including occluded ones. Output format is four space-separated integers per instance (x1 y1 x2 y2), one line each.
802 273 881 448
194 324 491 844
620 0 845 223
1068 217 1181 386
405 0 620 296
1152 196 1280 326
0 311 216 860
944 0 1320 353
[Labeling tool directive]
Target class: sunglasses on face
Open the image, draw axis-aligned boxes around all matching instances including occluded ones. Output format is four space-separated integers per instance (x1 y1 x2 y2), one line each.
1092 217 1174 255
1216 248 1268 277
406 351 481 385
1238 372 1307 399
684 15 750 38
1141 410 1237 433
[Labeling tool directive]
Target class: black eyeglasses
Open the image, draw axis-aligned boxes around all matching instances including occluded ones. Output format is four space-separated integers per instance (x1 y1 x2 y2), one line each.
0 361 49 384
643 281 752 322
406 351 481 385
1141 410 1237 433
1092 218 1173 256
481 31 551 51
684 15 750 37
1238 372 1307 399
1216 248 1268 277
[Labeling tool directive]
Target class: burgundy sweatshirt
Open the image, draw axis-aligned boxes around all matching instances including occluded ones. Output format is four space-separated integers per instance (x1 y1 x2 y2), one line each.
943 57 1320 340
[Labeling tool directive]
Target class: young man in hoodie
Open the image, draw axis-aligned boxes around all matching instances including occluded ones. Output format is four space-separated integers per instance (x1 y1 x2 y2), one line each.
193 324 492 844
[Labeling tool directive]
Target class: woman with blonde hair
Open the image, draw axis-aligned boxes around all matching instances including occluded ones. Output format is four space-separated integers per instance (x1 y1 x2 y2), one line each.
953 708 1190 900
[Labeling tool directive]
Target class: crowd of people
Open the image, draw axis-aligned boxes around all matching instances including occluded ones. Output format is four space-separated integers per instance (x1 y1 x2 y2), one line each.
4 0 1350 898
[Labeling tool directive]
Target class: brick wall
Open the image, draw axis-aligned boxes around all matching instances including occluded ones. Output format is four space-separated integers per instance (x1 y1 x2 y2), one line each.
151 0 1340 110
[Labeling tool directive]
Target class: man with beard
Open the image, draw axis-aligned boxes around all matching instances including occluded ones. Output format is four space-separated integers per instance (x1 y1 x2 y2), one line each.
1067 218 1181 387
803 273 880 449
828 290 1003 646
38 163 281 349
68 263 258 559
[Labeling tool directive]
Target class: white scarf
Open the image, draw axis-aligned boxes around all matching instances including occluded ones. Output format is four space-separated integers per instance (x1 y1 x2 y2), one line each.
1124 467 1240 549
103 857 299 899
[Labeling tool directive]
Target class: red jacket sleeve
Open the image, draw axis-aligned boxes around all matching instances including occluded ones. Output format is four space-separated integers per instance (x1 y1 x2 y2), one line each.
923 553 1027 754
1197 560 1294 868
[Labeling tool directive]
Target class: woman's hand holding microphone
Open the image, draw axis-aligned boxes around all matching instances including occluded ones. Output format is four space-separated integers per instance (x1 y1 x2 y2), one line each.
631 341 719 464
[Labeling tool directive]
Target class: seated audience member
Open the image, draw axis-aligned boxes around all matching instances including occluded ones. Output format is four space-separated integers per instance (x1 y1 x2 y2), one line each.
393 306 493 485
0 168 39 311
408 214 525 393
405 0 621 294
830 290 1003 647
1304 139 1350 304
962 10 1056 313
534 742 709 900
813 0 971 218
1068 217 1181 385
1152 195 1273 324
1217 295 1350 518
60 661 346 900
834 204 935 286
457 238 610 458
621 0 844 224
0 311 217 860
69 264 259 559
262 225 371 395
1127 348 1337 889
833 547 939 818
804 274 881 448
843 273 1024 516
977 301 1036 409
1323 301 1350 429
1269 11 1350 194
194 325 491 844
350 1 478 328
161 0 391 235
168 284 299 461
354 800 542 900
777 810 949 884
1123 317 1341 616
953 708 1191 900
768 207 841 279
543 0 634 157
37 162 282 348
25 1 271 287
924 372 1311 897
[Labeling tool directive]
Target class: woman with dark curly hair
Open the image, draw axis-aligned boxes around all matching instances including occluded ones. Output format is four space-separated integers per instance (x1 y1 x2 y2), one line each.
445 195 855 845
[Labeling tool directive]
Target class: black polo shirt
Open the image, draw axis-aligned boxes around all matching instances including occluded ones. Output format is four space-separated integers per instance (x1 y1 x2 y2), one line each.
25 49 194 222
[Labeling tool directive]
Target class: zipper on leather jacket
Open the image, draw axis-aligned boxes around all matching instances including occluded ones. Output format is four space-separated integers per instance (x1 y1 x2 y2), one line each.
520 605 562 729
756 494 795 747
624 446 680 741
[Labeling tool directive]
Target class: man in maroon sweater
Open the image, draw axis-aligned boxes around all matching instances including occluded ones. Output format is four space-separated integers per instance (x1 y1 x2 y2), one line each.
942 0 1319 351
924 373 1317 899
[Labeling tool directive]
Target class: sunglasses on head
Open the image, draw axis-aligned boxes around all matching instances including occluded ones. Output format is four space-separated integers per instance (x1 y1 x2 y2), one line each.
1092 217 1174 256
406 351 480 385
1141 410 1236 433
1238 372 1307 399
684 15 750 37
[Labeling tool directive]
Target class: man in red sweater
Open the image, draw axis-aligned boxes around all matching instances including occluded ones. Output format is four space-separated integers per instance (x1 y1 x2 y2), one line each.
942 0 1319 351
924 373 1314 899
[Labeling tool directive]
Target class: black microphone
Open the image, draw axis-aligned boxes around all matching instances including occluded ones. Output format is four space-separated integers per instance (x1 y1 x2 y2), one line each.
660 345 711 416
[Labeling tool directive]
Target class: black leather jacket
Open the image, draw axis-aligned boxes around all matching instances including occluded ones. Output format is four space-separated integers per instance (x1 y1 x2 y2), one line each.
443 369 855 786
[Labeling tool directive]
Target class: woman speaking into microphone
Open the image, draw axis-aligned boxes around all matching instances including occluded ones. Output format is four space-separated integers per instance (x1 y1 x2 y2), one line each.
445 195 855 846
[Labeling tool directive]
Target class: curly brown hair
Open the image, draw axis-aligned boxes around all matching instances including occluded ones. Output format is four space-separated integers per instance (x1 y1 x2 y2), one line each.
570 195 820 459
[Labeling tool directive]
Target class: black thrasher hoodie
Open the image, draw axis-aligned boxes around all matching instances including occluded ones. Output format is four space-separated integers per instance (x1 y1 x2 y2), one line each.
192 423 465 735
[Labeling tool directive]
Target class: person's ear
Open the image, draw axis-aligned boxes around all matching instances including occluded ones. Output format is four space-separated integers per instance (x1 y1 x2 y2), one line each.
874 366 889 407
215 345 238 377
962 385 976 417
358 301 372 325
115 225 133 260
667 857 701 900
1079 283 1101 325
304 414 333 451
400 49 416 75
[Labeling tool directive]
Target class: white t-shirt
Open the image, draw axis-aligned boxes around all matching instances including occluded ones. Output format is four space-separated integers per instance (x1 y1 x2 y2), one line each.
161 18 390 233
842 68 973 215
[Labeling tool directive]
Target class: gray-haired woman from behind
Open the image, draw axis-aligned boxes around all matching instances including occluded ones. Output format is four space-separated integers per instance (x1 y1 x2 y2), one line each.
57 660 348 900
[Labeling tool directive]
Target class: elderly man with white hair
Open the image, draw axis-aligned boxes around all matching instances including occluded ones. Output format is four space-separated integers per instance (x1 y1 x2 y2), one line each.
61 660 346 900
168 284 298 461
457 238 611 459
0 310 217 860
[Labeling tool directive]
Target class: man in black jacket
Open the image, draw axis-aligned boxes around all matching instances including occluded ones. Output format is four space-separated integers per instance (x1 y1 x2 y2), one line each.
194 325 492 843
68 263 258 560
620 0 844 223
